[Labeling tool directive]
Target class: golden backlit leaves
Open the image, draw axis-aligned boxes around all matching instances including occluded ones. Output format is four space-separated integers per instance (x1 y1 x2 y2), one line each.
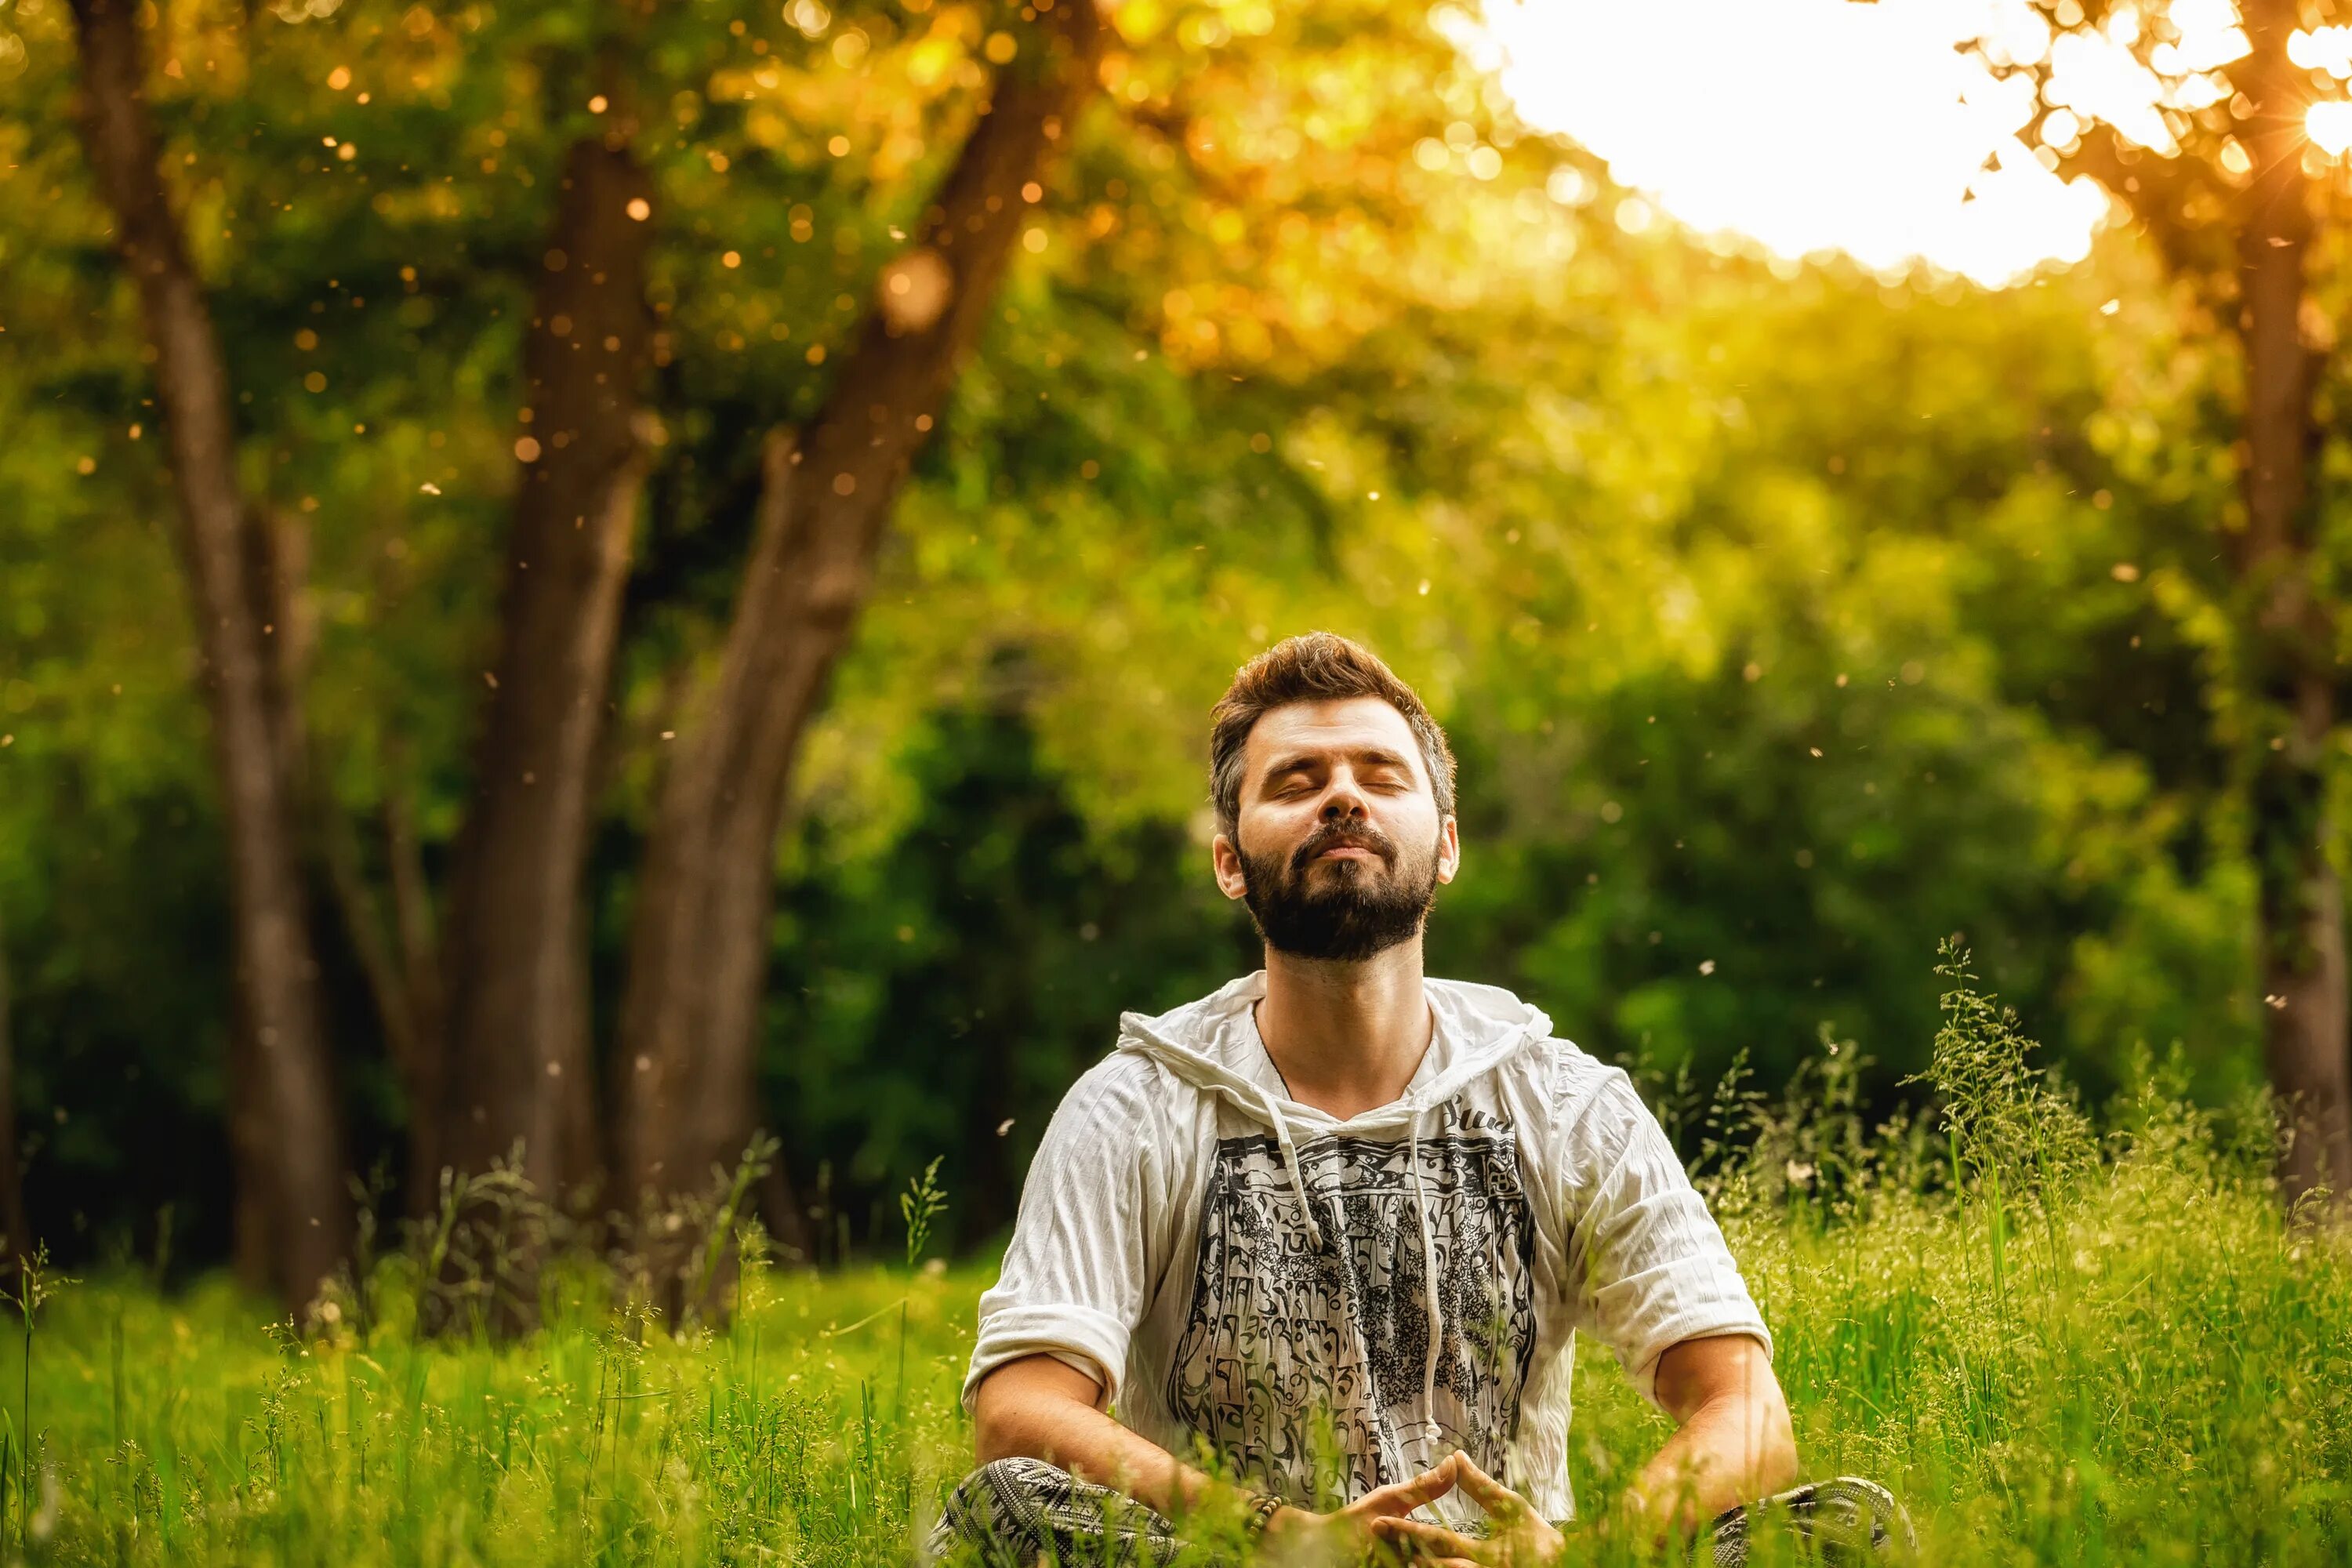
798 2 1649 827
1058 4 1588 372
102 0 466 201
710 4 988 180
16 0 1595 589
35 0 1591 400
1110 0 1277 49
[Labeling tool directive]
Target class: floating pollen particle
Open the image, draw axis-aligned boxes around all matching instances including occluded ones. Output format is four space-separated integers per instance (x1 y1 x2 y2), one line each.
878 248 953 333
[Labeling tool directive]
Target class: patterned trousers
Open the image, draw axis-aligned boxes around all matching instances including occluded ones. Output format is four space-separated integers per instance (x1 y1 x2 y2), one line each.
928 1457 1913 1566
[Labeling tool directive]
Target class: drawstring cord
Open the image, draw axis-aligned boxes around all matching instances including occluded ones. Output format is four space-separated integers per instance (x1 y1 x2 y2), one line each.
1407 1105 1443 1444
1258 1082 1325 1253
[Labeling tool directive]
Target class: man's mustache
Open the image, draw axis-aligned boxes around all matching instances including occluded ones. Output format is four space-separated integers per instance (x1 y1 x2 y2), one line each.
1290 820 1397 874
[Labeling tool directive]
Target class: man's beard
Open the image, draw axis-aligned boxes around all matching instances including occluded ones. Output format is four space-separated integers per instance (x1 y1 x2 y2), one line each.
1237 818 1440 962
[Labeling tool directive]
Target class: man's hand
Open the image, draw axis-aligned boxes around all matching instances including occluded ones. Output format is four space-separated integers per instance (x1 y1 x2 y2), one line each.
1260 1456 1465 1566
1366 1454 1563 1568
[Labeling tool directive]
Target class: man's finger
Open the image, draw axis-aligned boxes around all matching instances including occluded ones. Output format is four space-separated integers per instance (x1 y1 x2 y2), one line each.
1371 1515 1487 1561
1361 1454 1461 1515
1447 1453 1523 1516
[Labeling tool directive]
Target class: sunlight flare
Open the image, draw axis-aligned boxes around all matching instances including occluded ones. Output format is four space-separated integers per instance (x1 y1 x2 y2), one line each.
1476 0 2336 286
2309 99 2352 157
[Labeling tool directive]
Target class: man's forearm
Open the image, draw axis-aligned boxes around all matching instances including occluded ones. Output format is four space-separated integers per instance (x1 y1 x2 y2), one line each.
978 1390 1215 1515
1621 1389 1800 1536
974 1357 1234 1524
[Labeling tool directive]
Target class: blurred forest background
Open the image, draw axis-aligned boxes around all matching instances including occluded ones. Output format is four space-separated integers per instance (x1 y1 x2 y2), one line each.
5 0 2352 1308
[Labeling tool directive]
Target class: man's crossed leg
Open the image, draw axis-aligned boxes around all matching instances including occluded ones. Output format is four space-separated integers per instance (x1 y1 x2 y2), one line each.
930 1455 1914 1567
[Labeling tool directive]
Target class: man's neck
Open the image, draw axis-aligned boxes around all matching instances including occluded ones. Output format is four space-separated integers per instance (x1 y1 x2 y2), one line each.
1254 942 1432 1121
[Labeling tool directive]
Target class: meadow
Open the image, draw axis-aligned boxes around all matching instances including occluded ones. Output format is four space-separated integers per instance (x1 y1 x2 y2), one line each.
5 963 2349 1568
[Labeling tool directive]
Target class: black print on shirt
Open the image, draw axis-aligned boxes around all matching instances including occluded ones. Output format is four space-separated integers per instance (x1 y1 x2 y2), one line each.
1163 1103 1538 1503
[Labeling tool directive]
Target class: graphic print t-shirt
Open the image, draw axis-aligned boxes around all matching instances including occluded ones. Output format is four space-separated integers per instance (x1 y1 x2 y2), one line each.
961 974 1769 1526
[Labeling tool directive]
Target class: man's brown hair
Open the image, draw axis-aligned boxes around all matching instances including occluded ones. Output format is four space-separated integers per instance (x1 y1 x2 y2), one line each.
1208 632 1457 839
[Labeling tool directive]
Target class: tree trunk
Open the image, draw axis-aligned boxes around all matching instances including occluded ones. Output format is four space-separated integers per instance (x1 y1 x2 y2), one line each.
70 0 351 1310
438 132 655 1219
2234 0 2352 1209
611 0 1101 1300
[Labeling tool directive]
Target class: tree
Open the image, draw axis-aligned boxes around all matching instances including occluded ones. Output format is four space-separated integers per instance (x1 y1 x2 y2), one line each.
65 0 351 1307
1989 0 2352 1204
612 0 1102 1303
434 123 657 1219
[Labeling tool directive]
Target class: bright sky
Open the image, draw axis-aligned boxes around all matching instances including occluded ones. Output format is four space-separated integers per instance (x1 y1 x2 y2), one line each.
1472 0 2345 288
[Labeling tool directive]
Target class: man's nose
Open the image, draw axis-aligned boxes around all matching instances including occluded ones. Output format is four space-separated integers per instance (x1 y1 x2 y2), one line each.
1319 780 1369 820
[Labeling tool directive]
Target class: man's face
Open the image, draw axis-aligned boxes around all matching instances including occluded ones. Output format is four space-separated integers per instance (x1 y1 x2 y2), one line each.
1212 697 1460 961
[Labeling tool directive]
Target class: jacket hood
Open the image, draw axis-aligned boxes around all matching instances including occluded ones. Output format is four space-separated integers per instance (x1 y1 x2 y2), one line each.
1113 969 1554 1135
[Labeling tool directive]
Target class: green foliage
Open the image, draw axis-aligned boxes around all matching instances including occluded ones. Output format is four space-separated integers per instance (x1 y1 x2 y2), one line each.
759 704 1250 1256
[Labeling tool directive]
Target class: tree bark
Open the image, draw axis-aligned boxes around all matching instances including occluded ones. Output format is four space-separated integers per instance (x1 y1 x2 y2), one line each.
70 0 351 1309
611 0 1101 1295
2234 1 2352 1208
438 132 656 1218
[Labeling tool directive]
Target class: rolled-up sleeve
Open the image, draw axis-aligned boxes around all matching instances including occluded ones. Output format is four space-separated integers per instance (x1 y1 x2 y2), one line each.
961 1058 1158 1413
1561 1072 1771 1407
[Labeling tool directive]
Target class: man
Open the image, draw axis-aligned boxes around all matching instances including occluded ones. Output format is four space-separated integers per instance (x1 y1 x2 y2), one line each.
933 634 1905 1566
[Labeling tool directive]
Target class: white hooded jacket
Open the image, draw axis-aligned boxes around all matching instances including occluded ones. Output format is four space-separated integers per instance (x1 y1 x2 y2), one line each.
963 971 1769 1525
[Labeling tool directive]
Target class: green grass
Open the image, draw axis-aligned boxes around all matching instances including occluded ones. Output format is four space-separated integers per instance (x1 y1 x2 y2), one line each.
6 964 2352 1566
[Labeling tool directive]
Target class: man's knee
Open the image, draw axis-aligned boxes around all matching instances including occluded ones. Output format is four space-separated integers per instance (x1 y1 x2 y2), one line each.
932 1455 1076 1560
1710 1475 1914 1565
953 1454 1073 1504
931 1456 1180 1568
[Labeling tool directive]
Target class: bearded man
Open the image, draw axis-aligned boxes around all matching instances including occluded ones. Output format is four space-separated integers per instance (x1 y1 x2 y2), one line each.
931 633 1907 1566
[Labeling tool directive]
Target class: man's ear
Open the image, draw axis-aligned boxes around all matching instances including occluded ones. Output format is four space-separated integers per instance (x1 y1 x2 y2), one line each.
1436 815 1461 885
1212 833 1249 901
